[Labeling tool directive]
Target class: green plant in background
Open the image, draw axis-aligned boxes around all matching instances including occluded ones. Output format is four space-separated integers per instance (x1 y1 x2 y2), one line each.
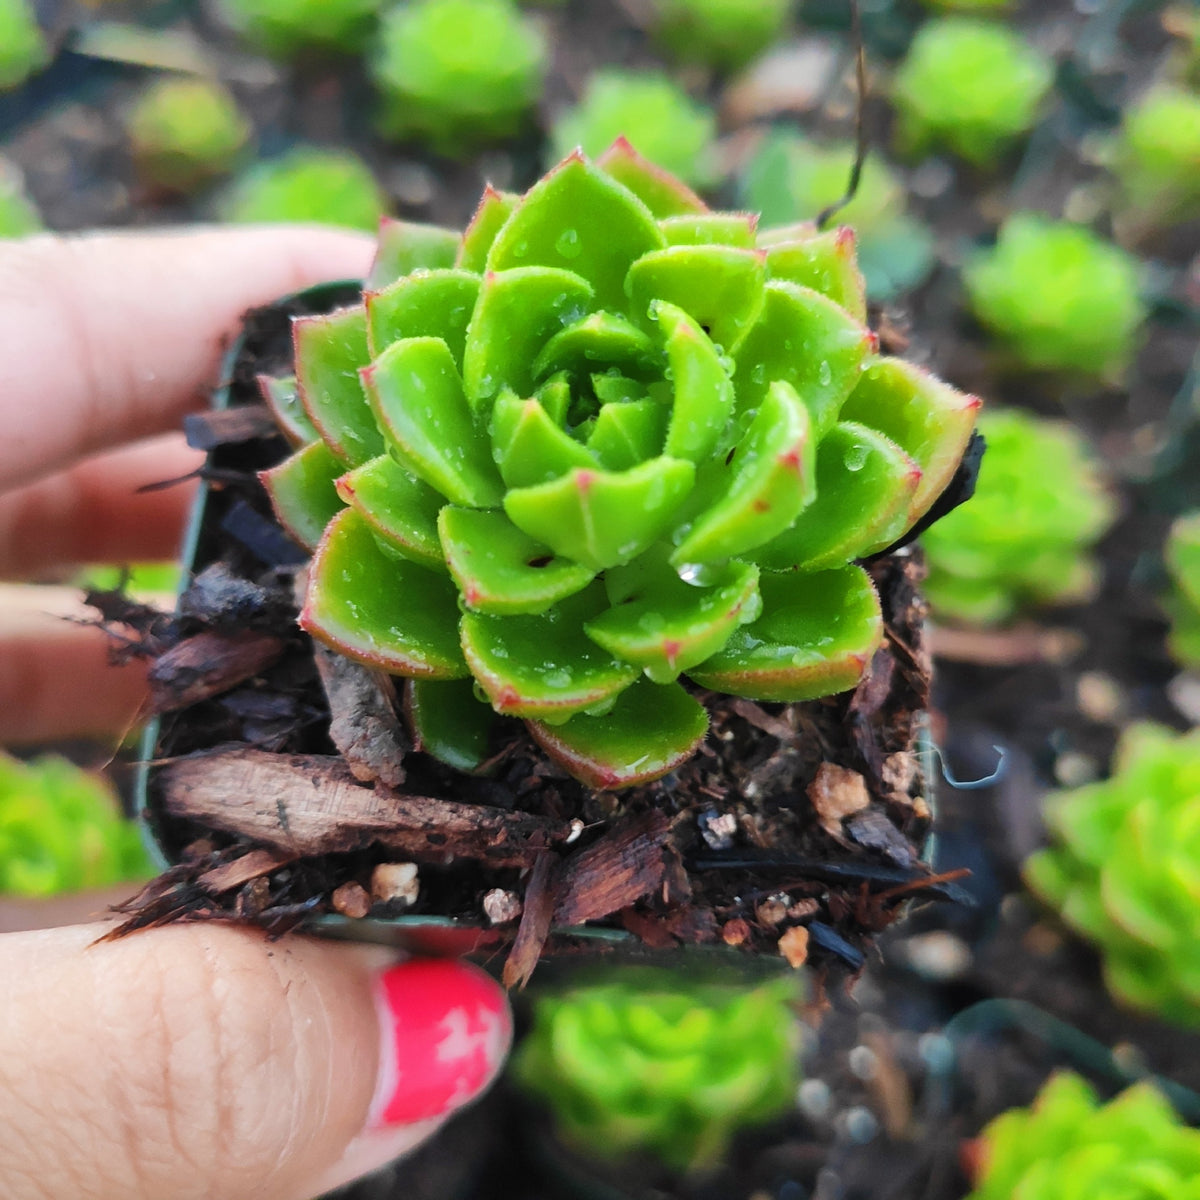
921 408 1115 624
219 148 385 231
1164 511 1200 669
217 0 379 55
1110 86 1200 233
917 0 1013 10
77 562 182 598
0 0 49 91
650 0 792 72
372 0 546 155
258 144 979 788
740 132 935 301
1025 723 1200 1028
963 214 1146 377
515 974 801 1172
892 18 1054 166
550 70 719 191
0 754 154 897
126 77 252 193
0 157 42 237
967 1072 1200 1199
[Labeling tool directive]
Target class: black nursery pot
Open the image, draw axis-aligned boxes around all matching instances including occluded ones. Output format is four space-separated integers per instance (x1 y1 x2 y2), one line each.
133 282 952 976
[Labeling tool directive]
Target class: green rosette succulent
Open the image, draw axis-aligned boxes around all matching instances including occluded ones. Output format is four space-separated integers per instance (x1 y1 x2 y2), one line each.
0 754 154 897
0 0 49 91
218 0 379 55
964 214 1146 378
550 71 719 191
514 975 800 1172
650 0 792 72
1111 86 1200 232
1164 511 1200 669
372 0 546 155
921 408 1115 624
260 144 979 788
968 1072 1200 1200
892 18 1053 166
1025 723 1200 1028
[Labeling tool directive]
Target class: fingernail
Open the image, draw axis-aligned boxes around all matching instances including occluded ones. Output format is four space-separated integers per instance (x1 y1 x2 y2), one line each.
368 959 512 1127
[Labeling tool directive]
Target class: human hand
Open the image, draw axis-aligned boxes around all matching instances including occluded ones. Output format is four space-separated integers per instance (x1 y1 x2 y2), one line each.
0 228 513 1199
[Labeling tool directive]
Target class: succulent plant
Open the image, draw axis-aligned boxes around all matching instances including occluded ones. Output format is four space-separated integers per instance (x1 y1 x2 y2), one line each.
921 408 1115 624
0 753 154 897
218 0 378 55
740 133 935 301
1111 86 1200 232
372 0 546 155
0 156 42 238
127 77 252 194
967 1072 1200 1200
1164 511 1200 669
78 561 182 599
892 18 1054 166
219 148 385 231
550 70 719 191
259 144 979 789
963 214 1146 378
1024 723 1200 1028
917 0 1013 10
650 0 792 72
514 974 800 1172
0 0 49 91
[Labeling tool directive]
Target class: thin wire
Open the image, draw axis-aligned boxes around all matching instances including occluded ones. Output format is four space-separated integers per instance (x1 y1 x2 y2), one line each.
816 0 866 230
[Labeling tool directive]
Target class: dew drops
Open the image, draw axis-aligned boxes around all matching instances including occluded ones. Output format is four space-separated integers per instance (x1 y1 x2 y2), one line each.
843 442 868 472
555 228 581 259
818 360 832 387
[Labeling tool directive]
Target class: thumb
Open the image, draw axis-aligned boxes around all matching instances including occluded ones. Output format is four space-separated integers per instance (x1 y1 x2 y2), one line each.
0 922 511 1200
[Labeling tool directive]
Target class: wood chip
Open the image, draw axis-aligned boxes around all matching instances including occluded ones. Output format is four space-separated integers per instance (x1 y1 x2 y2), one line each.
148 630 285 712
184 403 278 450
370 862 419 907
927 623 1083 666
778 924 810 968
331 881 371 918
503 852 559 990
197 847 294 893
807 762 872 836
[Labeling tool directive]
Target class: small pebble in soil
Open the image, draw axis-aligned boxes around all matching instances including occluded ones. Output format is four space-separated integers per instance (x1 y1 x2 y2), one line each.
838 1105 880 1145
698 808 738 850
756 892 791 925
778 925 810 968
798 1078 833 1121
1111 1041 1149 1077
898 930 973 982
1054 750 1099 787
1076 670 1125 723
1022 920 1065 957
1168 672 1200 725
909 158 954 200
565 818 585 844
848 1045 878 1082
385 161 436 207
482 887 523 925
917 1032 955 1075
722 918 752 945
331 881 371 919
370 862 419 907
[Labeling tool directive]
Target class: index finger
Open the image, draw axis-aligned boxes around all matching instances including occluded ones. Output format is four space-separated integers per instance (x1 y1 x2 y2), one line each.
0 226 374 494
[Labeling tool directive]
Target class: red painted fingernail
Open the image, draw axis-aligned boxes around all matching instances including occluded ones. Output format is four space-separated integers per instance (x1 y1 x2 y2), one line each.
368 959 512 1127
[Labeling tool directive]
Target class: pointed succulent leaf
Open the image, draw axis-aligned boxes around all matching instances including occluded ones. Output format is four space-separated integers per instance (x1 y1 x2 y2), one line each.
660 212 758 248
486 152 665 312
505 458 696 572
585 559 760 682
535 372 572 425
260 441 346 551
591 374 649 406
688 566 882 701
627 244 767 356
257 374 317 446
528 678 708 789
733 281 874 440
405 678 494 772
334 453 446 569
839 356 981 524
586 401 667 471
461 584 639 719
302 509 467 677
462 266 594 405
456 185 520 272
490 392 598 488
754 423 920 571
365 269 480 365
655 301 736 464
367 218 461 289
763 227 867 322
294 307 383 466
532 311 659 382
438 506 595 614
595 136 708 218
363 336 503 508
671 380 815 566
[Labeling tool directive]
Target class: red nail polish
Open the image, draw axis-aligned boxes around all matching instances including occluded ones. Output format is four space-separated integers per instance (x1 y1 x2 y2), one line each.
369 959 511 1127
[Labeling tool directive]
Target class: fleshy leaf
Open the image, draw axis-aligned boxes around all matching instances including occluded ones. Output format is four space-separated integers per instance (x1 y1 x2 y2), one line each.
505 458 696 572
587 401 667 470
456 185 520 273
301 509 467 677
438 506 595 614
627 245 767 356
335 453 446 569
656 301 735 464
260 441 346 551
406 679 494 772
294 306 382 466
591 374 647 406
462 267 594 405
363 336 503 508
596 137 708 218
532 311 658 383
585 559 760 682
365 269 480 366
460 584 639 719
660 213 758 248
839 356 981 524
487 152 665 312
763 227 867 323
490 392 597 488
528 678 708 789
671 380 814 566
257 374 316 446
536 372 572 424
367 217 460 289
753 423 920 571
688 566 881 701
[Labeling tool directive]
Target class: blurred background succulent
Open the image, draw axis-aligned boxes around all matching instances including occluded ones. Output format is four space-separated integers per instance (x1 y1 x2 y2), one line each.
966 1072 1200 1200
514 974 801 1173
963 214 1146 378
891 18 1054 166
217 0 379 56
920 408 1115 625
372 0 546 155
0 157 42 238
916 0 1013 10
1025 723 1200 1028
649 0 792 73
0 0 48 91
259 146 978 788
1164 511 1200 670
